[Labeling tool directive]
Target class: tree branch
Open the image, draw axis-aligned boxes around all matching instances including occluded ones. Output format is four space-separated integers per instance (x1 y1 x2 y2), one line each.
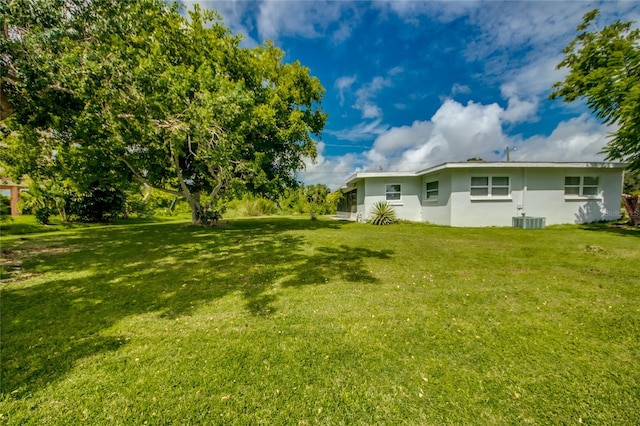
169 142 199 209
119 155 182 197
205 162 226 198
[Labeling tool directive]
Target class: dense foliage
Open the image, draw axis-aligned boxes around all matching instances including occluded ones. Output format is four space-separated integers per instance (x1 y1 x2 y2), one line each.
624 168 640 195
0 193 11 217
17 180 127 224
550 9 640 170
1 0 326 224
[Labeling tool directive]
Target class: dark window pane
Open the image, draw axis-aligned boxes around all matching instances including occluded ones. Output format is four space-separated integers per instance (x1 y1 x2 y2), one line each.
583 176 599 186
470 187 488 196
565 176 580 185
471 177 488 186
564 187 580 195
492 177 509 186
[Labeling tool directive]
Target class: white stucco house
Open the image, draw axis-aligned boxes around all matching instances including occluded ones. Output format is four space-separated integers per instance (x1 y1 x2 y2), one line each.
337 162 626 227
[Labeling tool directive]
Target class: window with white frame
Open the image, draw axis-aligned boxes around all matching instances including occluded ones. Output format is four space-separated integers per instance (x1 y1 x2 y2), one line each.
491 176 510 196
564 176 599 196
425 180 439 200
385 184 401 201
470 176 510 197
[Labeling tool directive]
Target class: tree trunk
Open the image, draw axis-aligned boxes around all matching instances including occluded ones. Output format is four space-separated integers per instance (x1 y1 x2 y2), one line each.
622 194 640 227
169 142 203 225
187 191 202 225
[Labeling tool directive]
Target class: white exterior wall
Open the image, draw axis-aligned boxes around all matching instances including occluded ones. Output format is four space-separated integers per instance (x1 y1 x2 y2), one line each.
450 168 522 227
520 168 622 225
420 172 452 226
447 167 622 227
362 177 422 222
343 163 624 227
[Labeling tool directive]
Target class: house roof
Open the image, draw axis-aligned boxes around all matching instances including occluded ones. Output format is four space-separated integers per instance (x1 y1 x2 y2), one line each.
341 161 627 189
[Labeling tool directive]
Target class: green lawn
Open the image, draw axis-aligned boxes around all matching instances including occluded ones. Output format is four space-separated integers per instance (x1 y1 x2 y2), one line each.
1 217 639 424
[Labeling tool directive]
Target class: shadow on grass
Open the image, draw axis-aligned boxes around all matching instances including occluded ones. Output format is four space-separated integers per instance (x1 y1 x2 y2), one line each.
0 220 67 235
1 217 392 397
577 222 640 238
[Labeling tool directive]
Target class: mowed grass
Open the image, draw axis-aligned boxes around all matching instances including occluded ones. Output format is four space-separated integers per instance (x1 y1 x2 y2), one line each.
1 217 639 424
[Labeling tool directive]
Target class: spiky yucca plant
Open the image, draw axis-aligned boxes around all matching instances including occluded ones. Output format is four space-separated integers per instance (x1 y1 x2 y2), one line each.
370 201 397 225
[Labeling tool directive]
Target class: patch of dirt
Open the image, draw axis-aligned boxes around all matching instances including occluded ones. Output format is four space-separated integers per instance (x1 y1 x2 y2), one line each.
25 246 70 255
1 249 24 282
585 245 604 253
1 272 42 284
0 245 69 283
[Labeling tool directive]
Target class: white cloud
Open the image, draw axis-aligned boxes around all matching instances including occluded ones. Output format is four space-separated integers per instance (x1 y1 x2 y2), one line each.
334 75 357 105
255 0 356 42
331 99 610 176
325 119 389 142
431 99 505 153
362 98 508 171
376 0 480 24
511 114 609 163
501 96 538 124
354 75 393 119
193 0 361 45
372 1 639 103
331 20 354 44
499 83 538 124
358 103 383 120
349 67 404 119
388 66 404 76
331 92 539 173
372 120 433 155
451 83 471 96
309 111 611 190
464 2 638 99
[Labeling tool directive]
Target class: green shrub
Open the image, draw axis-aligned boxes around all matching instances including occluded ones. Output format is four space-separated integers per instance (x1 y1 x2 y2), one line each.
256 197 277 215
125 193 155 218
34 207 54 225
370 201 397 225
226 195 278 217
67 186 126 223
242 197 260 216
17 191 34 215
0 194 11 216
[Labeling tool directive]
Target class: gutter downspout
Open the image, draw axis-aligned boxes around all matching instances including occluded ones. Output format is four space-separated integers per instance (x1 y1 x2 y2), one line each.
518 168 527 217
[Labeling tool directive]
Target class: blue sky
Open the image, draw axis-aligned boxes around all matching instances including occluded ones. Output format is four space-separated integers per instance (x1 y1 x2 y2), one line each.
188 1 638 189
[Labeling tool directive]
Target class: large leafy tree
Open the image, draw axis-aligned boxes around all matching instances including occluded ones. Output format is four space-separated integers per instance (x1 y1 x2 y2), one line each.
1 0 133 221
1 0 326 224
550 9 640 170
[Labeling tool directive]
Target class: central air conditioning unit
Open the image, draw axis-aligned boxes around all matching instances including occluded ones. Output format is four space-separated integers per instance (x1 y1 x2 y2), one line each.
512 216 546 229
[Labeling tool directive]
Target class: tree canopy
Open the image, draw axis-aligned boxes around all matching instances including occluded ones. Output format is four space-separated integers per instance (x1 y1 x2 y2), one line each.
1 0 327 223
550 9 640 170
